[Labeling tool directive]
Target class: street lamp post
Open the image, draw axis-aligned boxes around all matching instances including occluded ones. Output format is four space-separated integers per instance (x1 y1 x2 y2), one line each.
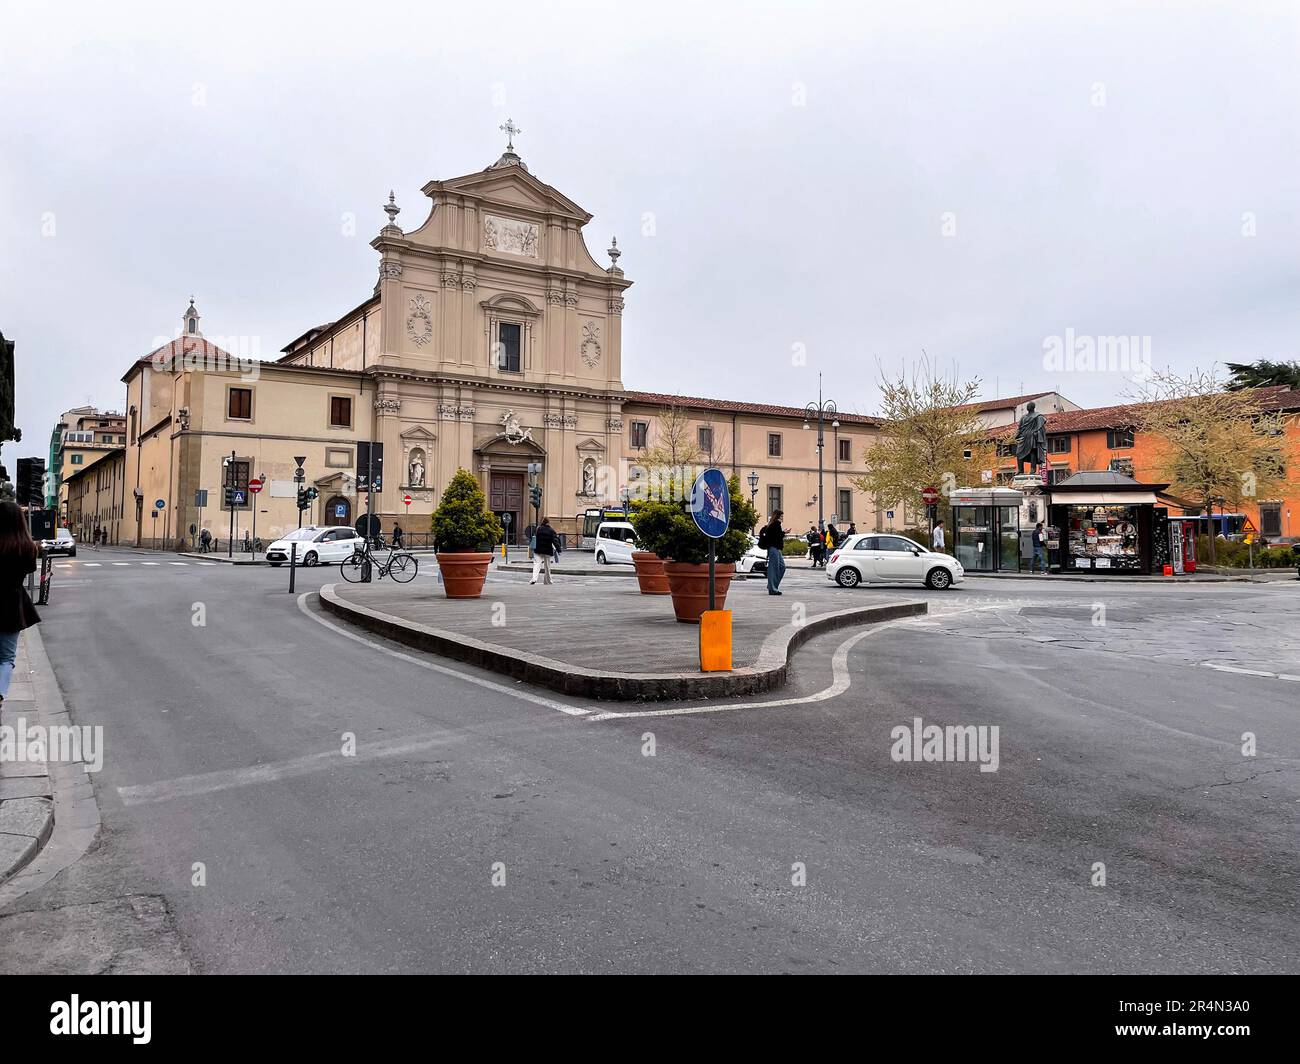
803 374 839 535
747 470 759 510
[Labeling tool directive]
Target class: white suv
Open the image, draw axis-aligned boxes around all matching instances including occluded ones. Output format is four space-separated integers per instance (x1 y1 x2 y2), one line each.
826 533 964 590
593 521 638 564
41 528 77 557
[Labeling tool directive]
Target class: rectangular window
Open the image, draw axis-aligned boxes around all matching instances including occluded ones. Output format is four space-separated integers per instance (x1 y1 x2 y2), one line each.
225 459 250 509
766 485 783 516
1047 465 1072 485
1260 502 1282 538
697 426 713 453
838 488 852 522
1108 457 1134 477
996 441 1017 458
838 438 851 462
497 323 521 372
228 387 253 420
1048 435 1070 454
767 433 782 458
1106 428 1134 449
329 395 352 428
630 421 648 449
70 454 83 465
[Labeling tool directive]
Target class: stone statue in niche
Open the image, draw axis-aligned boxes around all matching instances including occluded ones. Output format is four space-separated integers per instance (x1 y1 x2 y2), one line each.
582 459 596 496
408 448 425 488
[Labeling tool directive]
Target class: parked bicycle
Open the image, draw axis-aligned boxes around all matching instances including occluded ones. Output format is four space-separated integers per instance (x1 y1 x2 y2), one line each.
340 537 417 583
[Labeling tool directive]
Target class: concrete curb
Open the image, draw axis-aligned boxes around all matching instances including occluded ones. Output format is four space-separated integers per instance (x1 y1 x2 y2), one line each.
0 634 55 888
0 626 102 910
177 552 266 565
318 584 927 701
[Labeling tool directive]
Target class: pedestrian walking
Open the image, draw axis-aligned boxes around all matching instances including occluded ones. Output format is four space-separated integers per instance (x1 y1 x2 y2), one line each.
199 528 212 553
91 525 101 550
826 522 841 550
530 517 560 585
846 522 857 537
932 523 946 551
758 510 788 594
0 501 41 705
1031 522 1047 574
392 522 405 549
806 525 822 568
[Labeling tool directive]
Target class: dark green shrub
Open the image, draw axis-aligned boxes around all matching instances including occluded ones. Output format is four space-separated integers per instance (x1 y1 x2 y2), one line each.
630 474 759 564
431 469 504 552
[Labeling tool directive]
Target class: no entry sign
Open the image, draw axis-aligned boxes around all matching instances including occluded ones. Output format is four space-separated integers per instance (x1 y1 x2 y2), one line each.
402 493 413 507
921 486 940 505
248 478 264 494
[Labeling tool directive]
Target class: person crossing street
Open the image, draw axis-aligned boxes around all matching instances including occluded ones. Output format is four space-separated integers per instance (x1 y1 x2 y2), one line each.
530 517 560 586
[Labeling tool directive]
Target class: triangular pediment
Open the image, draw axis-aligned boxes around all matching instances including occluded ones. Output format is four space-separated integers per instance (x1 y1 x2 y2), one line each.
426 165 590 223
399 424 437 442
576 437 605 453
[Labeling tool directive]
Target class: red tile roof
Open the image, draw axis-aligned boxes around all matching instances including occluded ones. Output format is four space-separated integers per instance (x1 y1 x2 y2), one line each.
623 390 879 425
987 386 1300 438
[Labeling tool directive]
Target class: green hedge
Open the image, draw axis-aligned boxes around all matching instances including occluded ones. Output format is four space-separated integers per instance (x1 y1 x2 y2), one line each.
1196 535 1300 569
782 539 808 557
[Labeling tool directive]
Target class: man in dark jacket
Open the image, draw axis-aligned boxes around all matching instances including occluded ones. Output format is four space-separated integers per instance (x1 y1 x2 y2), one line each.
531 518 560 585
806 525 822 568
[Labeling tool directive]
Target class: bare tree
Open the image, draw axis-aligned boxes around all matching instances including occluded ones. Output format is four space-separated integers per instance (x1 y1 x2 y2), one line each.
1129 368 1294 564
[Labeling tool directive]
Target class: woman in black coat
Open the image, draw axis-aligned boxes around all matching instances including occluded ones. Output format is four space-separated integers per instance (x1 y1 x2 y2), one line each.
0 501 41 703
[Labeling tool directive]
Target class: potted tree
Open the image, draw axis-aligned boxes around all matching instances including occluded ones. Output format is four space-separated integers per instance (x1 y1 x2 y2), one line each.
627 500 669 594
630 474 758 623
431 469 504 599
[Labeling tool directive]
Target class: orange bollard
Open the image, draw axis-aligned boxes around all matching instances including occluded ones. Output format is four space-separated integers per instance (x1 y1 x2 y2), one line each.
699 610 733 672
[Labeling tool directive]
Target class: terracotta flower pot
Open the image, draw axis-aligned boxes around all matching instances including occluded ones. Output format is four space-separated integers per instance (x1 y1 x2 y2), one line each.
436 552 493 599
631 551 670 595
662 562 735 623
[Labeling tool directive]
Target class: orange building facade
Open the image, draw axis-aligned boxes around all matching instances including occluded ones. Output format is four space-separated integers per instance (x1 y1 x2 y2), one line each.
989 386 1300 541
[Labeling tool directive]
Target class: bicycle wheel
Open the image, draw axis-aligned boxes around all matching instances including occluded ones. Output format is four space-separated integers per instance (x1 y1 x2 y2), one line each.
387 553 418 583
340 551 367 582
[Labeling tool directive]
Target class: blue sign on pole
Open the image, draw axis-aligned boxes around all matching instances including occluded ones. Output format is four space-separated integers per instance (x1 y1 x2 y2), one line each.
690 468 730 539
154 498 166 510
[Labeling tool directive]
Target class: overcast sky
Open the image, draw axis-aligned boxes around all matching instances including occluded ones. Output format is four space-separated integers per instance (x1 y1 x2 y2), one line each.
2 0 1297 461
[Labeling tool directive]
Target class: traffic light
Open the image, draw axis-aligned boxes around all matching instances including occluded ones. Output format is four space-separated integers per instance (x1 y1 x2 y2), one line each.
297 487 319 511
16 457 45 507
307 487 319 502
530 485 542 508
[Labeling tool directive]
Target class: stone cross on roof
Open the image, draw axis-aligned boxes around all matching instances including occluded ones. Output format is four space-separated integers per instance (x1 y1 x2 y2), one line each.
499 118 522 152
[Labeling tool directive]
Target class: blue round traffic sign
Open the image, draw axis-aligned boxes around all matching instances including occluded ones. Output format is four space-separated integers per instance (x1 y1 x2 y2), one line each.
154 499 166 510
690 468 730 539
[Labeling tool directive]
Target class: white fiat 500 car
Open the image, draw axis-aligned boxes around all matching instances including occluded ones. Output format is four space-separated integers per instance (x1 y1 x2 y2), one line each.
593 521 638 564
265 526 362 567
826 533 964 590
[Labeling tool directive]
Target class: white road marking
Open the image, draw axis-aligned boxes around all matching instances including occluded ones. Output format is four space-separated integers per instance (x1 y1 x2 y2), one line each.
169 562 189 566
198 562 217 566
141 562 160 566
83 563 101 567
1201 662 1284 679
112 562 130 566
117 731 462 806
586 623 900 720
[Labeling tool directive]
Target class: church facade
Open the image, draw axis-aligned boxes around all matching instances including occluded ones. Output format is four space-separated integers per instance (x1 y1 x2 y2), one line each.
117 137 885 548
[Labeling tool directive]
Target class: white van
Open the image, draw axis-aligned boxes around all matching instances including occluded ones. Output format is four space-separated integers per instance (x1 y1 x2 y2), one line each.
594 521 639 565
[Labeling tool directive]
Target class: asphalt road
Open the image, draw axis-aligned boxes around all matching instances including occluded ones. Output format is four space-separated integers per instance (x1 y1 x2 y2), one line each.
4 547 1297 973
